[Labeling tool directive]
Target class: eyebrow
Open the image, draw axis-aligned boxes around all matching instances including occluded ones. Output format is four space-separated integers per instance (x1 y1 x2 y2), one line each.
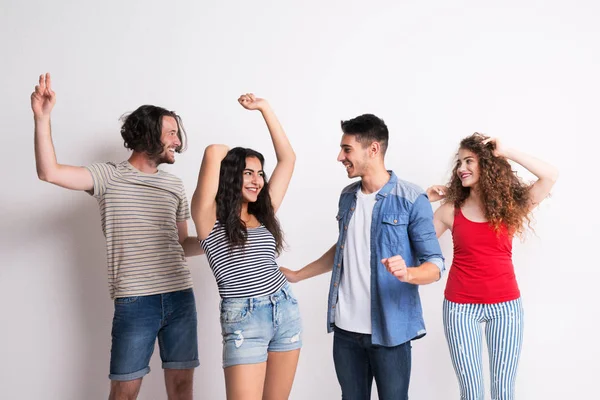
243 168 264 173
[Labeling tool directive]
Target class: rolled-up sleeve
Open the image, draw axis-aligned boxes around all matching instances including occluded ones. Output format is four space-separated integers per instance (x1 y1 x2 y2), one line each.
408 194 445 275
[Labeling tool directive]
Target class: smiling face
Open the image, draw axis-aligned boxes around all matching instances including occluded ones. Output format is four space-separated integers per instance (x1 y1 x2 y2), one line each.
156 115 181 165
336 134 372 179
241 156 265 203
456 148 481 188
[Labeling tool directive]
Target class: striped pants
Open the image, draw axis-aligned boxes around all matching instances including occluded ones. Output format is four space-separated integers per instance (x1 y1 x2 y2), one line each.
443 298 524 400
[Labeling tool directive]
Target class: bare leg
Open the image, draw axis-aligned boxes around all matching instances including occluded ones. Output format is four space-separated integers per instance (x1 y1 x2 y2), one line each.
108 379 143 400
165 369 194 400
262 349 301 400
224 362 268 400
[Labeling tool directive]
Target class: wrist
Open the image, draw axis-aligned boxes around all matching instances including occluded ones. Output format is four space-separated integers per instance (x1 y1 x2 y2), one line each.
34 114 50 123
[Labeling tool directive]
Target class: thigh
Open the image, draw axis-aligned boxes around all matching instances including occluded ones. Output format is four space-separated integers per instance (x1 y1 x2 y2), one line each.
485 298 524 400
224 363 267 400
110 295 161 381
158 289 200 370
443 299 485 400
333 327 373 400
221 298 271 369
263 349 301 400
370 341 411 400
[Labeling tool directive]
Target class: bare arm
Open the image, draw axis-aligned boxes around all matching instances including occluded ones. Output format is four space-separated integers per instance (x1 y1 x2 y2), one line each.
426 186 454 238
239 94 296 213
280 244 336 283
177 220 204 257
191 144 229 240
484 137 559 210
32 73 93 191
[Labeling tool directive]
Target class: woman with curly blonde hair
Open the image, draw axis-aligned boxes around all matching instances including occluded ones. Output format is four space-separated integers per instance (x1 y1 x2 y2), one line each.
427 133 558 400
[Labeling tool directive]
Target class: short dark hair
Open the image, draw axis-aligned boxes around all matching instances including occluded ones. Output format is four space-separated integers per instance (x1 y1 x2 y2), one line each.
340 114 388 154
120 105 187 158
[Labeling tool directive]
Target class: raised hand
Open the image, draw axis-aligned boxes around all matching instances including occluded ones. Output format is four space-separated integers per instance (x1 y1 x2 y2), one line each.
31 73 56 119
426 185 447 202
238 93 268 112
382 255 410 282
482 135 508 158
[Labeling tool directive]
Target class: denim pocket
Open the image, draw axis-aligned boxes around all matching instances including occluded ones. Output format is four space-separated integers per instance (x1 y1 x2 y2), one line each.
115 296 139 305
381 213 409 244
220 301 252 324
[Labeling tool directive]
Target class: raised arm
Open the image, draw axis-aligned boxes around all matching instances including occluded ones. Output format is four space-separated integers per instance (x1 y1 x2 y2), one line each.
238 94 296 213
483 137 559 210
191 144 229 240
32 73 93 191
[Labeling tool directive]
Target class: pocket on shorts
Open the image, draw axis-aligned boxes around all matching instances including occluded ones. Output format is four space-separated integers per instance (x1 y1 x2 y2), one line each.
220 300 252 324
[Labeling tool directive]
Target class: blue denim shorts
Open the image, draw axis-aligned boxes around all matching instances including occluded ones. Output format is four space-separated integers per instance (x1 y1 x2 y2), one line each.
220 283 303 368
109 288 199 381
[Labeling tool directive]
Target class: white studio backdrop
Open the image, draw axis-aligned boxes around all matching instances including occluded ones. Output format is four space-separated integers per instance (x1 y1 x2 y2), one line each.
1 0 598 399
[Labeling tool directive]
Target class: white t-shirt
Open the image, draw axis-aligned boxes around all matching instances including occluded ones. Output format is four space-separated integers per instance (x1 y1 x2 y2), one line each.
335 188 378 334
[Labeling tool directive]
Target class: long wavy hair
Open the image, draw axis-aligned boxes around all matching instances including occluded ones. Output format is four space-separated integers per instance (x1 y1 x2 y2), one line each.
444 133 532 237
216 147 284 253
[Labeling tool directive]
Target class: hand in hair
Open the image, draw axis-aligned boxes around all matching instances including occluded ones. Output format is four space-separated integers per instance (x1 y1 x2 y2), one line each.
238 93 269 111
481 136 508 158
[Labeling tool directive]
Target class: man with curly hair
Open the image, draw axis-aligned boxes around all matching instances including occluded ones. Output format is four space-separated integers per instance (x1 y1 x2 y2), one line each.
281 113 445 400
31 73 203 400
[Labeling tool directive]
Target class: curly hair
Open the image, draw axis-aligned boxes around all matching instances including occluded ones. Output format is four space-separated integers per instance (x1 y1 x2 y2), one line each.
444 133 532 237
216 147 284 254
120 105 187 159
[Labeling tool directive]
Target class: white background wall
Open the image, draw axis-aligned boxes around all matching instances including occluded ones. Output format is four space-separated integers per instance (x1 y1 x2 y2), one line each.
1 0 598 399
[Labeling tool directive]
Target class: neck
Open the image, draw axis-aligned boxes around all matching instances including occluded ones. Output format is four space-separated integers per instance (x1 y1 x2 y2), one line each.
240 202 251 222
360 165 390 194
128 152 158 174
466 185 483 206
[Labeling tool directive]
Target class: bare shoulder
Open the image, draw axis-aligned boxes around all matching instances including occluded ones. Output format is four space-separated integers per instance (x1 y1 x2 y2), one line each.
436 202 455 230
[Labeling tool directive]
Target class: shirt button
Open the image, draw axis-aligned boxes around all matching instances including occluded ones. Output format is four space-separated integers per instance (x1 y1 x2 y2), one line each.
332 305 336 309
340 245 344 249
350 207 355 211
393 219 398 223
344 226 348 230
337 263 341 267
333 283 338 287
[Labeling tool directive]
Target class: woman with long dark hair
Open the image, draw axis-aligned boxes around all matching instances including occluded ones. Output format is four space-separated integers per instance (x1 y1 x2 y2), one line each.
191 94 300 399
427 133 558 400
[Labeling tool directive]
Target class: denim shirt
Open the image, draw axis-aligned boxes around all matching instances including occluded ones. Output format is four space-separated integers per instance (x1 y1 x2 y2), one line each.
327 171 445 346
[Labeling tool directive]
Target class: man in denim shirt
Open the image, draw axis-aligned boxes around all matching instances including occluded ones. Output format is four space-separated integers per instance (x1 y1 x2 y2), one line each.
282 114 444 399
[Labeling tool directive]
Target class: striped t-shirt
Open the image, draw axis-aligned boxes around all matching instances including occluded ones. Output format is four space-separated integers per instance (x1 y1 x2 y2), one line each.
201 222 287 298
86 161 193 299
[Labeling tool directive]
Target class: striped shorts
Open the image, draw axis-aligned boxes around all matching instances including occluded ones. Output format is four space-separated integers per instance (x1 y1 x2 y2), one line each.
443 298 524 400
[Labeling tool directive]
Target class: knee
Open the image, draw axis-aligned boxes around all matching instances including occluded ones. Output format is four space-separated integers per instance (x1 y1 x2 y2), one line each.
109 380 141 400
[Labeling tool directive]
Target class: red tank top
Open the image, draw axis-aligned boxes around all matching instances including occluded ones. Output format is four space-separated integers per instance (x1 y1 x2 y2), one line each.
444 208 520 304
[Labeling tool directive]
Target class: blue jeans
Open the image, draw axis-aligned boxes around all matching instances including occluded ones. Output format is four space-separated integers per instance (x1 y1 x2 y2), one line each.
220 283 302 368
109 288 199 381
333 326 411 400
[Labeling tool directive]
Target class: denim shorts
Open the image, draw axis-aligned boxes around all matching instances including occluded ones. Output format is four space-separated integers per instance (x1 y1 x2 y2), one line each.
109 288 200 381
220 283 303 368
